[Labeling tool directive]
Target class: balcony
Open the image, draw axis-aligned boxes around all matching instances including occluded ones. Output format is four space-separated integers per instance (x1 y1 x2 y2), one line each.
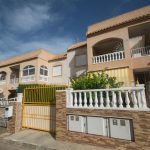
0 79 6 85
21 75 35 83
92 38 124 64
39 75 48 82
66 86 149 110
93 51 125 64
10 78 19 85
131 46 150 58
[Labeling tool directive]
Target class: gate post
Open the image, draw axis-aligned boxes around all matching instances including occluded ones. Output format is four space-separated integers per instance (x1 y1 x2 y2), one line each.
17 93 23 103
7 101 22 133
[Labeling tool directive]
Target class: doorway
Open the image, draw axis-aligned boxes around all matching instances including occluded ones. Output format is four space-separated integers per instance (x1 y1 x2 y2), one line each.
134 71 150 107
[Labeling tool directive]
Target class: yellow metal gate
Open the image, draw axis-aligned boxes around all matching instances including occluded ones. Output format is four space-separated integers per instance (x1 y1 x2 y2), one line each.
22 85 66 132
22 104 55 132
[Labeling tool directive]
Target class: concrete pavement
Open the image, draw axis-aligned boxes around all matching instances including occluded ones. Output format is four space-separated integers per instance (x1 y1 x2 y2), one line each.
1 129 113 150
0 140 36 150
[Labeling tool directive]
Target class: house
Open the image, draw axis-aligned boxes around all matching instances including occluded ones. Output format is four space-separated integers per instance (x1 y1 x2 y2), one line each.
0 6 149 101
0 46 87 99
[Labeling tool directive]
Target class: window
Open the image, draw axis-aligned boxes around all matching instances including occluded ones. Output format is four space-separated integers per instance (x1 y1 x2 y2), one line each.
75 54 86 67
52 65 62 77
23 65 35 76
0 71 6 80
40 65 48 76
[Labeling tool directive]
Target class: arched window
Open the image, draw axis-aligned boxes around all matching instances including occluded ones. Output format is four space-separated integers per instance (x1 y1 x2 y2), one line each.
40 65 48 76
23 65 35 76
0 71 6 80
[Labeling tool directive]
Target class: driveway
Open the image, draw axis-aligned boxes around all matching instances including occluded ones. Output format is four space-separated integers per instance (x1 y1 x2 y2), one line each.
2 129 113 150
0 127 6 134
0 140 35 150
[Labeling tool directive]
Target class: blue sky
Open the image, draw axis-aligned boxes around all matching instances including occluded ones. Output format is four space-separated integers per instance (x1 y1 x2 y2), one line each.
0 0 150 60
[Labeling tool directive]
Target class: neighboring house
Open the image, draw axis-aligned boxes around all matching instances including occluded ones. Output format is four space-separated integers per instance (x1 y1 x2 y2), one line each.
0 49 55 98
0 46 87 99
0 6 149 100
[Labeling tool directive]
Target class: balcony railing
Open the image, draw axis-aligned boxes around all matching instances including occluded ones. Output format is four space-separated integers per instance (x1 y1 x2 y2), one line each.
0 79 6 85
131 46 150 58
10 78 19 84
66 86 148 110
0 98 9 106
21 75 35 82
93 51 125 64
39 75 48 82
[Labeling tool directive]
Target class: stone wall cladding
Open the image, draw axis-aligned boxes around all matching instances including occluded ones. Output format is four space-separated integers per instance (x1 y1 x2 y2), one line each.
7 102 22 133
0 107 5 117
56 91 150 150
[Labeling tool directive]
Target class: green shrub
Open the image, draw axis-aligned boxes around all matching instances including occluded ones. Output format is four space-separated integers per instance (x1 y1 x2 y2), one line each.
71 71 123 90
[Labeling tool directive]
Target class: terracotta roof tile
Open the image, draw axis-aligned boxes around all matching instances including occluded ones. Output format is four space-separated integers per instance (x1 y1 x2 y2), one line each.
48 53 67 61
67 41 87 51
87 6 150 36
0 49 55 67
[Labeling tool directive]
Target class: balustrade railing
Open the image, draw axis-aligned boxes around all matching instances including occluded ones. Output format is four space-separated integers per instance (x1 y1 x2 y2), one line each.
93 51 125 64
131 46 150 58
66 86 148 110
0 98 9 106
39 75 48 82
21 75 35 82
0 80 6 85
10 78 19 84
8 97 17 101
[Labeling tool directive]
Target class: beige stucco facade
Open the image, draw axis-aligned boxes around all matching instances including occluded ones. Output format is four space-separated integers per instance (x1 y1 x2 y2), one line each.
0 6 150 99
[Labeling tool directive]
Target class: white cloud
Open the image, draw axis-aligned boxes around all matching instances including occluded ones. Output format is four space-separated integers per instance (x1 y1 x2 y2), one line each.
5 3 59 32
0 34 74 60
15 37 74 54
0 1 77 61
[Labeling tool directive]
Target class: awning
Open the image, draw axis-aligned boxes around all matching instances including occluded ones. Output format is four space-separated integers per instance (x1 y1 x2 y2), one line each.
105 68 130 86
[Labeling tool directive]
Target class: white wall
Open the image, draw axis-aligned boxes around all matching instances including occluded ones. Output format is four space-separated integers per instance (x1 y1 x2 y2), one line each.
48 46 87 85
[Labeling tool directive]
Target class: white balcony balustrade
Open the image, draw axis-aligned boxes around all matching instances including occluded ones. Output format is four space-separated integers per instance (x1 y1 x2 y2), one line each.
0 98 9 106
8 97 17 101
10 78 19 84
39 75 48 82
21 75 35 82
66 86 148 110
131 46 150 58
0 80 6 85
93 51 125 64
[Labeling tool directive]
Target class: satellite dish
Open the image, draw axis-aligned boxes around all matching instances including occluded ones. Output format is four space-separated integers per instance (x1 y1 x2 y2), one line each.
0 88 3 93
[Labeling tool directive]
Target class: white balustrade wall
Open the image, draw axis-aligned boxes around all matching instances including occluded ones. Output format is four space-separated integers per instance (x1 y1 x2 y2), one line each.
66 86 148 110
0 80 6 85
93 51 125 64
21 75 35 82
39 75 48 82
10 78 19 84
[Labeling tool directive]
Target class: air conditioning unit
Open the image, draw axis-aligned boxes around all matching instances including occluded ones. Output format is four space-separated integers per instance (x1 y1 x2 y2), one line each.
4 106 13 118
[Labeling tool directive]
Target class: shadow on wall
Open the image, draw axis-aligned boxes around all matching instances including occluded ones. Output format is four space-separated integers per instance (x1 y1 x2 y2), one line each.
49 105 56 138
69 48 87 81
8 90 17 99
